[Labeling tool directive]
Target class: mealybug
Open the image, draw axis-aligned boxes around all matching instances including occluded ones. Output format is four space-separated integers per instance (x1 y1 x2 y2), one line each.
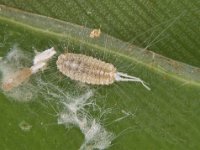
56 53 150 90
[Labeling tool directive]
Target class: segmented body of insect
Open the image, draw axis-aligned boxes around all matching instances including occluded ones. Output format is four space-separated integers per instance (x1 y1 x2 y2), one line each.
56 53 150 90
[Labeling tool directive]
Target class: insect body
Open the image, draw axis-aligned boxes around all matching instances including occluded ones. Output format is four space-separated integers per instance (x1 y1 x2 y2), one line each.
56 53 150 90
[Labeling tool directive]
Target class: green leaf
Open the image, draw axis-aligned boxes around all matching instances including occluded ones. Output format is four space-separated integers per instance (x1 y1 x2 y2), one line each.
0 2 200 150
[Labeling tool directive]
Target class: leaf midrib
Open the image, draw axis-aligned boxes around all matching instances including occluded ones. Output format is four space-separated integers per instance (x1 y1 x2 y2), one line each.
0 15 199 87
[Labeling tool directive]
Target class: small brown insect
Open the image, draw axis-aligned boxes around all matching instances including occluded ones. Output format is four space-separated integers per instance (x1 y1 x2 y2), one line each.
56 53 150 90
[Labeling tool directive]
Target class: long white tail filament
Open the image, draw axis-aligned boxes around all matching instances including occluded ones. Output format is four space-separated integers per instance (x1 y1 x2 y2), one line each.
115 72 151 90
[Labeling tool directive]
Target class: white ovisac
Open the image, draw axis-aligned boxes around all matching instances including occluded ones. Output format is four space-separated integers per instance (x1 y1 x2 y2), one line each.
31 47 56 73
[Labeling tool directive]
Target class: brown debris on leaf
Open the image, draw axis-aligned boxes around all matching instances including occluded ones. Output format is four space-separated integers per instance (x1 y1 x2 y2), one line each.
89 28 101 38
